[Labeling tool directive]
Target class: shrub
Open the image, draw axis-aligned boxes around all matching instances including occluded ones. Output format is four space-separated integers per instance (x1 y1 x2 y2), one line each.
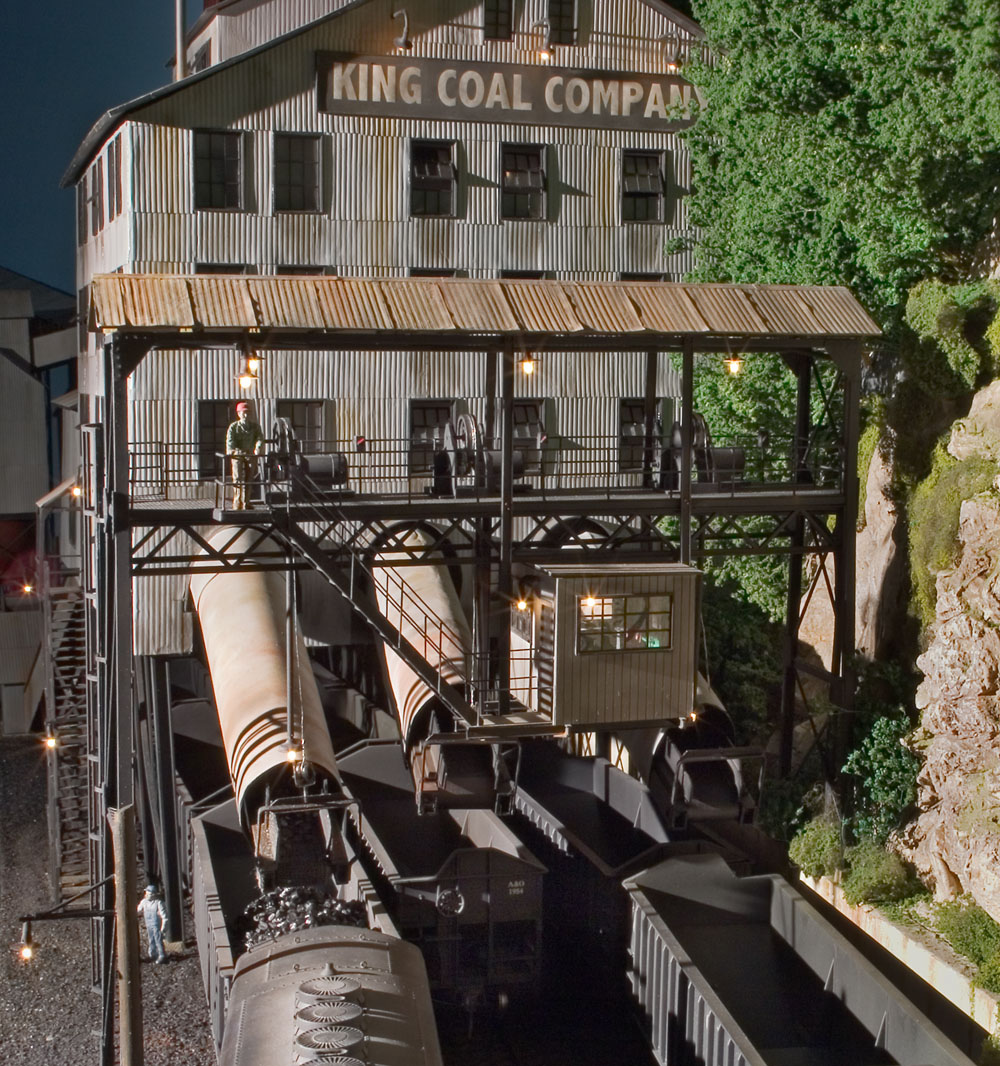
908 441 997 632
977 954 1000 996
978 1032 1000 1066
788 817 843 878
841 841 912 906
935 898 1000 968
843 712 920 845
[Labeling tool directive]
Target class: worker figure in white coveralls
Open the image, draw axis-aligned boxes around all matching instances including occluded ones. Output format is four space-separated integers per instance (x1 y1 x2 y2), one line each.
226 401 264 510
137 883 168 964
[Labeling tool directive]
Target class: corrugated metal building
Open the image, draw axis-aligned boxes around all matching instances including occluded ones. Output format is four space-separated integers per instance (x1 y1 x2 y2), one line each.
66 0 706 656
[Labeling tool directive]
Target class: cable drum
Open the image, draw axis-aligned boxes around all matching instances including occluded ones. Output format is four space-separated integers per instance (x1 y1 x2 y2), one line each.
295 1001 364 1027
296 975 363 1006
293 1026 365 1061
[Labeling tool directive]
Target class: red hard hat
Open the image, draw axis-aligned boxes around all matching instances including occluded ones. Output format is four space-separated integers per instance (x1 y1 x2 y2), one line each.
236 401 249 413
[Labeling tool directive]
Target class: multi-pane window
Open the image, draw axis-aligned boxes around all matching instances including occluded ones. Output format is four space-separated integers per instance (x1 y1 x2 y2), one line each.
77 287 89 350
577 593 673 653
276 400 326 450
77 177 88 247
273 134 321 212
548 0 576 44
194 263 257 274
410 140 456 218
622 151 665 223
501 145 545 220
410 400 454 474
107 136 123 221
619 398 658 471
198 400 239 478
90 158 104 237
484 0 513 40
194 131 243 210
277 265 327 275
191 42 211 73
512 400 546 446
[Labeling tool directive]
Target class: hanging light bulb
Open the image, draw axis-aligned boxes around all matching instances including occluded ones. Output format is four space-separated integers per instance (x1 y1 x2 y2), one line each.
520 355 536 376
44 733 58 750
286 746 302 764
725 355 743 375
19 922 33 961
71 485 82 498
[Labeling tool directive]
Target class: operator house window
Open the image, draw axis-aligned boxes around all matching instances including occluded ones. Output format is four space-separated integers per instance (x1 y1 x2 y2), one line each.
273 134 321 212
198 400 238 479
501 145 545 220
194 131 243 210
622 151 665 223
548 0 576 44
410 140 456 218
276 400 326 450
410 400 454 474
483 0 512 40
76 177 88 246
577 593 673 653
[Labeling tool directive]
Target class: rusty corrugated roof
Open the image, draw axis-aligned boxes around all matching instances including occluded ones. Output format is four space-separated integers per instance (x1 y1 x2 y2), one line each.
88 274 881 341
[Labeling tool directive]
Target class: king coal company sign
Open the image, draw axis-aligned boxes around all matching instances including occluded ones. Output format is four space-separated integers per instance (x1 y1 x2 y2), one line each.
317 53 703 131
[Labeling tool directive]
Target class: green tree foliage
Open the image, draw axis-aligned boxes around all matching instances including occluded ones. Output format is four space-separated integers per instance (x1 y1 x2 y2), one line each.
908 441 997 631
905 280 1000 395
843 712 920 844
678 351 841 620
685 0 1000 327
700 574 782 743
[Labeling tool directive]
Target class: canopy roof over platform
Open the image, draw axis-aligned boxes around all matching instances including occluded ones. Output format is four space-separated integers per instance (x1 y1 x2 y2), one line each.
89 274 880 352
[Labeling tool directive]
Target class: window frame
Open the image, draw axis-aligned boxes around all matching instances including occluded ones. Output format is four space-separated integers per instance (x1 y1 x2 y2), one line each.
500 144 546 221
548 0 577 45
409 139 458 219
77 176 88 247
194 130 244 211
621 150 666 224
276 399 327 451
409 399 455 475
272 132 322 213
198 400 240 480
90 158 104 237
576 592 673 654
483 0 513 40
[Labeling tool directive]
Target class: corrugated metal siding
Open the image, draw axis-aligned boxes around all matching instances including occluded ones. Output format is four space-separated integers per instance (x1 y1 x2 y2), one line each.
0 362 49 513
116 3 701 278
550 566 699 727
200 0 702 72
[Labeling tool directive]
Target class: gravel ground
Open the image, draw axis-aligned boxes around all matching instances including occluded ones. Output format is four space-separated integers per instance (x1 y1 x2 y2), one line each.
0 737 216 1066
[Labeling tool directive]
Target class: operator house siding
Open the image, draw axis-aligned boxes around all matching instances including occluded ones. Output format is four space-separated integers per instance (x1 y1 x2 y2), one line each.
550 566 700 727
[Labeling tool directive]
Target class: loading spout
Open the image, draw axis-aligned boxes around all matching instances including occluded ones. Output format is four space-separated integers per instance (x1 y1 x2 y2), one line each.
189 527 339 835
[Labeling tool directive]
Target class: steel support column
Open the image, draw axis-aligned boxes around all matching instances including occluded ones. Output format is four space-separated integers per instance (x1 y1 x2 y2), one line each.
679 338 694 564
779 356 811 777
831 343 861 785
496 342 515 715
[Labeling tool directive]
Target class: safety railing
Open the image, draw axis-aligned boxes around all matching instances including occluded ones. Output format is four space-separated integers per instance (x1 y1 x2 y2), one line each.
128 431 845 505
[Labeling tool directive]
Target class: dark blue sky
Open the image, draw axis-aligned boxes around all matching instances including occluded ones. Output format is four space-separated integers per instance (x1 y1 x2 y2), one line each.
0 2 178 294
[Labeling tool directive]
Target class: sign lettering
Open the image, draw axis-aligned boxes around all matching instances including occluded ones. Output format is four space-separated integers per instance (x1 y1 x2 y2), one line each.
316 53 701 131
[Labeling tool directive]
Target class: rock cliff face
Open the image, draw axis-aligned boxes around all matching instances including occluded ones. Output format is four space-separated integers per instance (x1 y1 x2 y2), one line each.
898 394 1000 918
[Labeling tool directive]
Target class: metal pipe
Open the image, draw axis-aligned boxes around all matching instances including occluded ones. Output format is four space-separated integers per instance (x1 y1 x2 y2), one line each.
109 805 143 1066
174 0 186 82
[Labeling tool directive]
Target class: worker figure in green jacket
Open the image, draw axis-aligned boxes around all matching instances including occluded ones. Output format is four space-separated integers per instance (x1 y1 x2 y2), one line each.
226 401 264 510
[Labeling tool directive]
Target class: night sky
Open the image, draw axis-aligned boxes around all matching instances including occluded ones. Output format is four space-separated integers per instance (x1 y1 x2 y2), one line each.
0 2 178 294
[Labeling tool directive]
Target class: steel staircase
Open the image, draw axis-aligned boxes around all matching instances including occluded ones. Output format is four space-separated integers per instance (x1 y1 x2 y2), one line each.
43 582 91 901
